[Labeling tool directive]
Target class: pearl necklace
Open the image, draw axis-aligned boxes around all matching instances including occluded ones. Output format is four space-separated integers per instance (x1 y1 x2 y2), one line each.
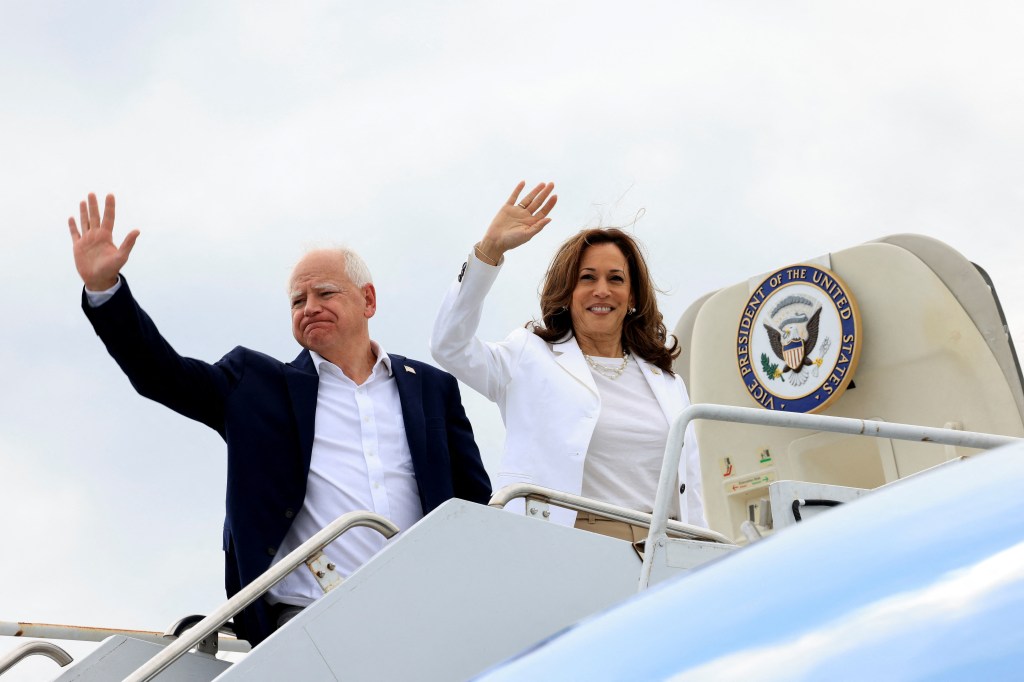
584 351 630 380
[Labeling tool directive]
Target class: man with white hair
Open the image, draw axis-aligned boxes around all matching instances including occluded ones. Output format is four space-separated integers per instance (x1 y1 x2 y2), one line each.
68 193 491 646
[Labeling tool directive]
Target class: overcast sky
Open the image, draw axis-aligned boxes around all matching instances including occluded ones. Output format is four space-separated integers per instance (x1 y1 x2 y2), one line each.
3 1 1024 677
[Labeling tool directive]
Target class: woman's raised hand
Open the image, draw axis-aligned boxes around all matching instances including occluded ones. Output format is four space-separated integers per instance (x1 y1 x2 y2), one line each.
477 181 557 263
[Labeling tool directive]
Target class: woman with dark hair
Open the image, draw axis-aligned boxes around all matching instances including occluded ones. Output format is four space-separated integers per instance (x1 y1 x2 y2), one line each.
432 181 706 540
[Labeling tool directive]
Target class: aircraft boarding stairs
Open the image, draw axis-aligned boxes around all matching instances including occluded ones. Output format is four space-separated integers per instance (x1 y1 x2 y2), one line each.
7 490 728 681
2 407 1014 682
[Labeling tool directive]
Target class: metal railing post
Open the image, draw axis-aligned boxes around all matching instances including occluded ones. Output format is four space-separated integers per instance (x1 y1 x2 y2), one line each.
488 484 730 544
123 510 399 682
638 404 1020 591
0 621 250 653
0 641 73 676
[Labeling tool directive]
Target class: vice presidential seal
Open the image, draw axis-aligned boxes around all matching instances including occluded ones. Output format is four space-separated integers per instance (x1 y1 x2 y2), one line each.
735 264 861 413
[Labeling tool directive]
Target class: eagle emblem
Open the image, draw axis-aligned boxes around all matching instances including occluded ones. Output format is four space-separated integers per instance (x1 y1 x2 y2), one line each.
736 263 861 412
763 295 823 388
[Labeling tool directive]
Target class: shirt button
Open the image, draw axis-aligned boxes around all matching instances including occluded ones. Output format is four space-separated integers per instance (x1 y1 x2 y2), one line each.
679 483 686 494
267 546 277 556
284 508 295 519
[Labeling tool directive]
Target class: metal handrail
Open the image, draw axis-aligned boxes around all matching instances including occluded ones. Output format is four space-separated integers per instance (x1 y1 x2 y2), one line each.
0 621 250 654
490 483 731 544
162 615 238 639
638 404 1022 590
124 510 399 682
0 641 73 676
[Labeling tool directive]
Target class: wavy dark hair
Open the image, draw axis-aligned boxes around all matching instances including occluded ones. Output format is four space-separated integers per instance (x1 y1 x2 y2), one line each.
531 228 680 373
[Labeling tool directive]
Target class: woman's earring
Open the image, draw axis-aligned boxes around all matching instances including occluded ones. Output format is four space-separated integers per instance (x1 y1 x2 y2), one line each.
628 307 637 315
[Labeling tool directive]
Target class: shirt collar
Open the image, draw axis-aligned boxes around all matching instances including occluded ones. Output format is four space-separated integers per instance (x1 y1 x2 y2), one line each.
309 341 392 379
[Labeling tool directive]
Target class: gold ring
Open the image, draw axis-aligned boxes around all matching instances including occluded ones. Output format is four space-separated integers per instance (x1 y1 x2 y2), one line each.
517 202 529 209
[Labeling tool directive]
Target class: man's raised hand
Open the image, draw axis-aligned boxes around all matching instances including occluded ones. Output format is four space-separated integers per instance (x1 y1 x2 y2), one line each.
68 193 139 291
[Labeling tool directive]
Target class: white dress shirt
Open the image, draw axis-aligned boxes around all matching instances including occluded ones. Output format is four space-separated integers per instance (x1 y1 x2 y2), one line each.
268 346 422 607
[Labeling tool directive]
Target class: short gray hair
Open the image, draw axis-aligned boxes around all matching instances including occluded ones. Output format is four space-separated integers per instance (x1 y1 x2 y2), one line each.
335 247 373 287
290 247 374 288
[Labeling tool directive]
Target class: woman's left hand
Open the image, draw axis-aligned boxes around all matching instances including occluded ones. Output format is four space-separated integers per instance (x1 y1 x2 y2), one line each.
478 181 557 261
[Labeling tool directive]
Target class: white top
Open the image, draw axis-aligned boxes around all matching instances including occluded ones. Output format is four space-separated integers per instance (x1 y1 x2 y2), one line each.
431 252 706 528
581 356 681 519
269 347 423 606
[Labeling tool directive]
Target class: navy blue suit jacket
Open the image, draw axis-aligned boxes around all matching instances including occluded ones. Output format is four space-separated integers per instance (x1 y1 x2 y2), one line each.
83 279 491 645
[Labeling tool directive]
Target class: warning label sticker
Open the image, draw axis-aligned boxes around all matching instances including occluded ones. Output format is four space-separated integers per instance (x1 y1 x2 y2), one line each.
725 470 777 495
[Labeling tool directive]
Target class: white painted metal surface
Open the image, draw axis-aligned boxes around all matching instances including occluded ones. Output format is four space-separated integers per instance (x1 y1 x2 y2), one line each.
769 480 870 531
0 622 250 654
639 404 1020 590
647 538 737 586
50 636 229 682
676 237 1024 541
304 552 344 594
124 511 398 682
215 499 715 682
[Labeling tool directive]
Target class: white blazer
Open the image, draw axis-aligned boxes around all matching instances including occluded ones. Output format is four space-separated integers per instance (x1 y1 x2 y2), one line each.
431 254 706 528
